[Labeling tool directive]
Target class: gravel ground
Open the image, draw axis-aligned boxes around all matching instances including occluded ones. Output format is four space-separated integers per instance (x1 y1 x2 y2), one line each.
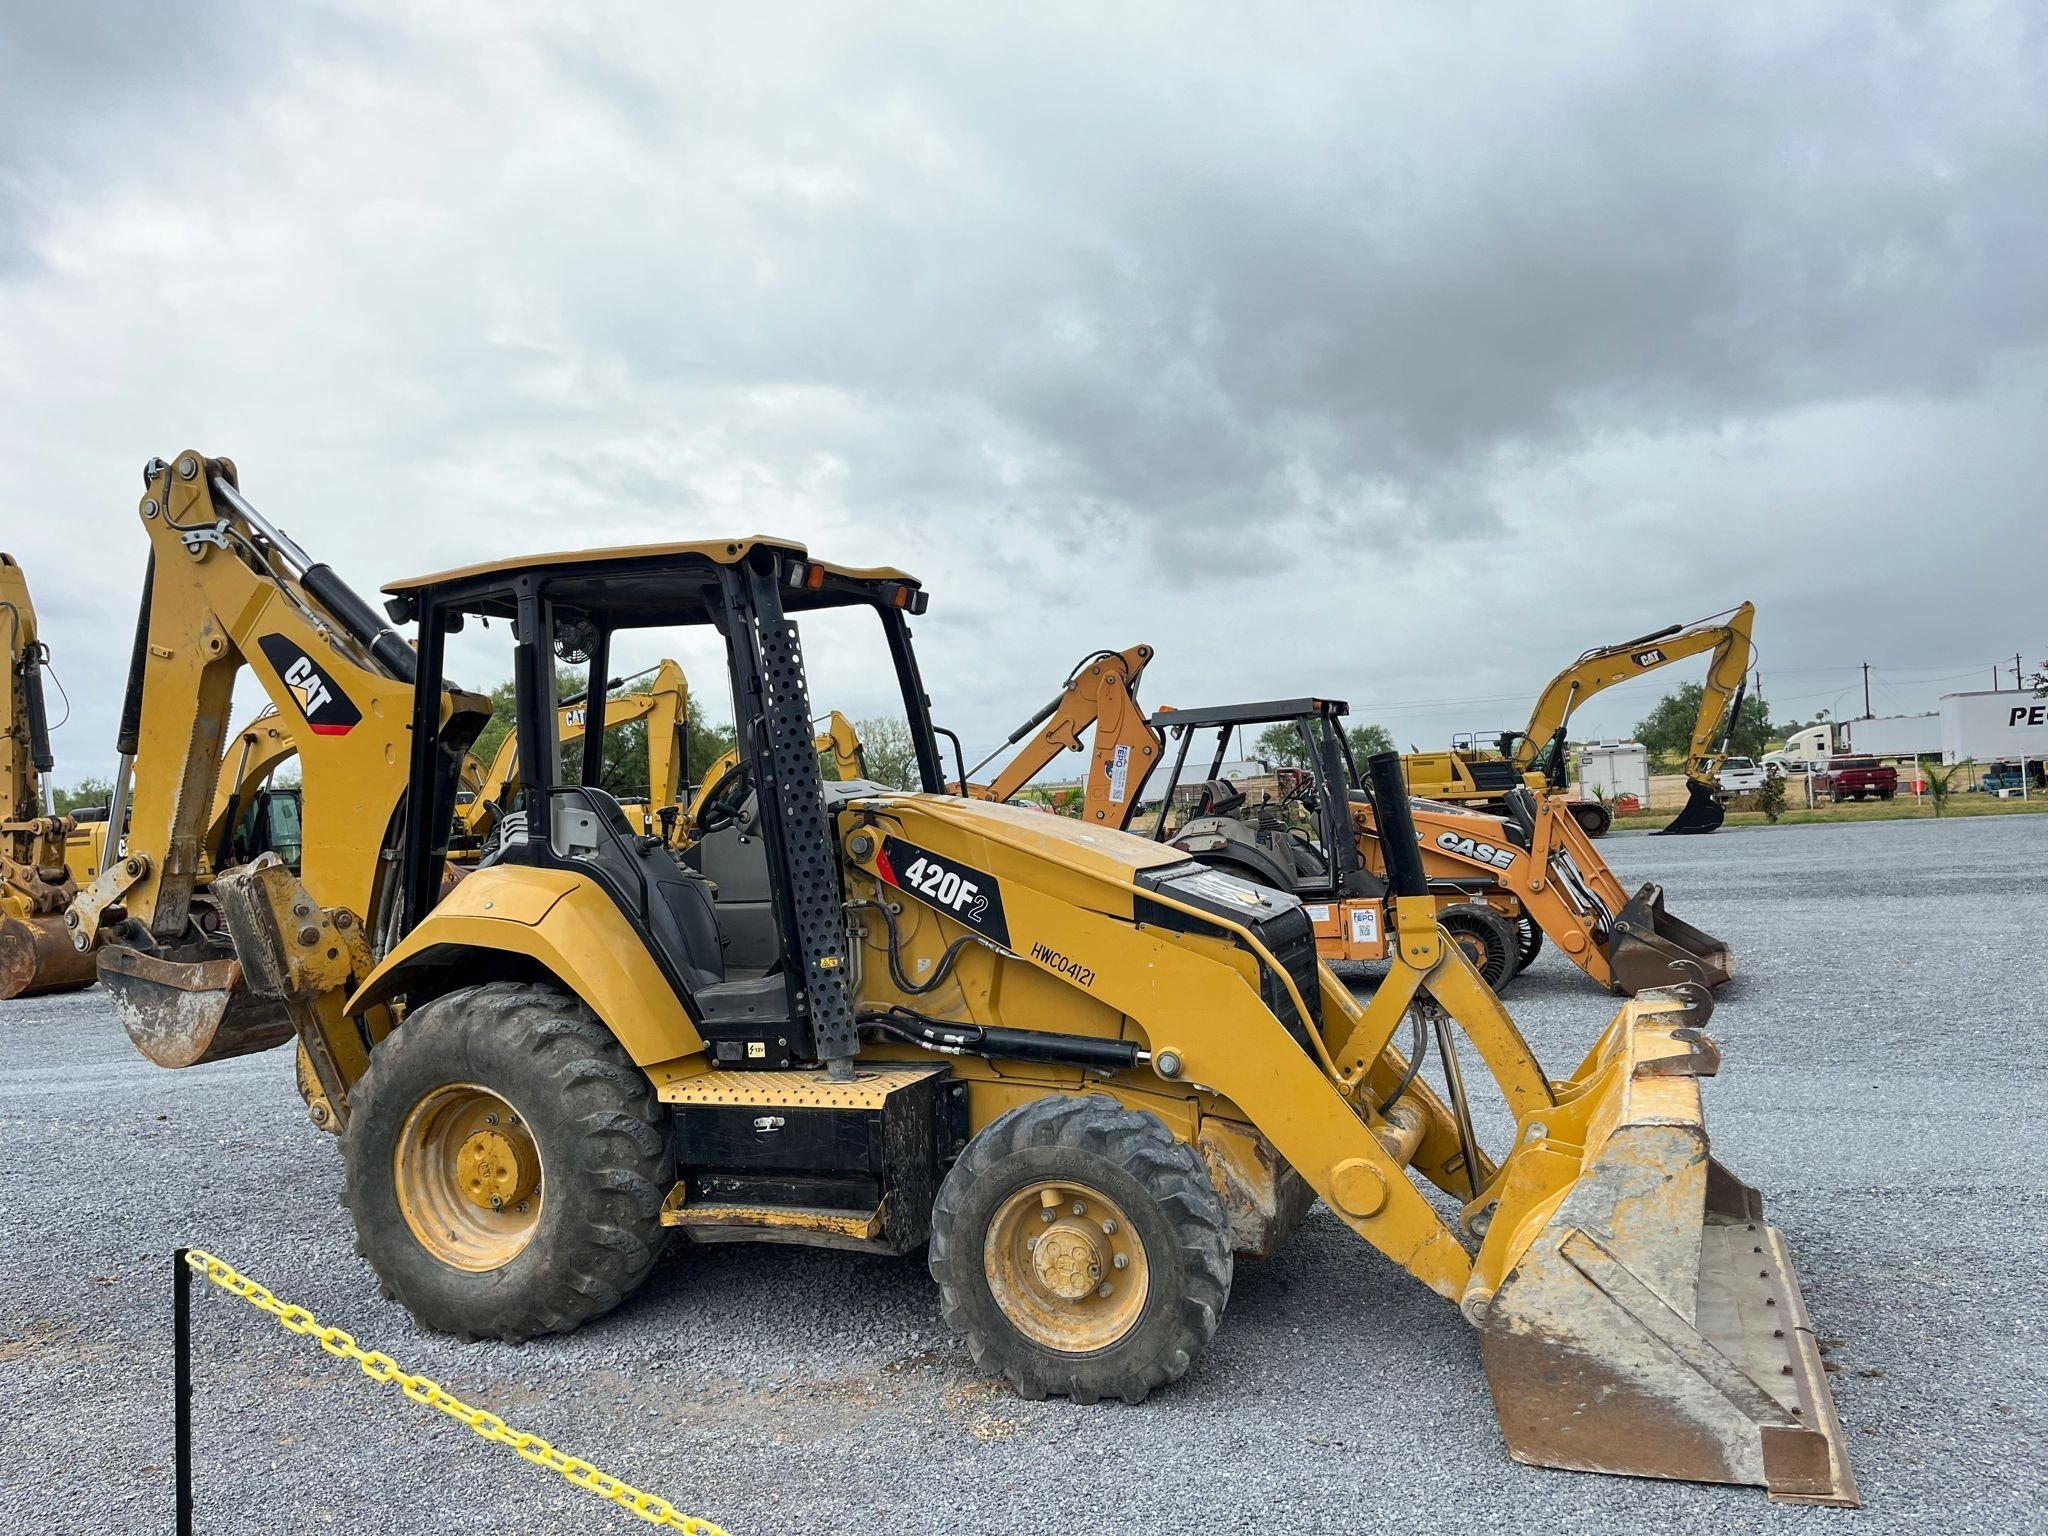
4 815 2044 1534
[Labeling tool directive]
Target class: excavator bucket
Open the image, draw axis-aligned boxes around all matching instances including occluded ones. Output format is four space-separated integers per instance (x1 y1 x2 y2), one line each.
1607 881 1734 995
0 910 98 998
1655 779 1726 836
98 941 293 1068
1465 990 1857 1505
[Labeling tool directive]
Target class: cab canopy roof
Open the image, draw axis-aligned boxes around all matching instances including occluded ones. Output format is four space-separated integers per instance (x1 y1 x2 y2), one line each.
382 536 924 626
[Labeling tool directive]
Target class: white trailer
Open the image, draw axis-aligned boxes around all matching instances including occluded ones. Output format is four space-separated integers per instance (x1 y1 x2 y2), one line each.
1839 713 1942 758
1578 741 1650 806
1939 690 2048 765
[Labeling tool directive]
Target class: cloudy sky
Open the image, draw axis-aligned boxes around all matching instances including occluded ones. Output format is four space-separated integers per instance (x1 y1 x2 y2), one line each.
4 2 2043 786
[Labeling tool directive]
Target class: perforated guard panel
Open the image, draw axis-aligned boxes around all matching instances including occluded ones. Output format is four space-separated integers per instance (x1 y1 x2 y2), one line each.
750 570 859 1061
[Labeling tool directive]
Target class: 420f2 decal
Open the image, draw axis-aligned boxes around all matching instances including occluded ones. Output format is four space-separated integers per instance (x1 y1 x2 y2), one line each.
875 837 1011 948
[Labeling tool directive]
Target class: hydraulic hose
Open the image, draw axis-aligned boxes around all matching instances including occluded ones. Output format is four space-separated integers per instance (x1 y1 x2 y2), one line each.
846 898 979 996
862 1006 1140 1072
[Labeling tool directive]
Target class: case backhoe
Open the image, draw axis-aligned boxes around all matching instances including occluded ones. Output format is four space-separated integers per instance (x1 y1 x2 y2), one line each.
978 651 1730 996
101 454 1851 1506
1401 603 1758 837
0 555 98 997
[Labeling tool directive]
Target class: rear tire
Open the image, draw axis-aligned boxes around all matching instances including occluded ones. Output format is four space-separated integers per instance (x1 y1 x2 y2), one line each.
341 980 672 1343
930 1095 1231 1404
1438 903 1520 991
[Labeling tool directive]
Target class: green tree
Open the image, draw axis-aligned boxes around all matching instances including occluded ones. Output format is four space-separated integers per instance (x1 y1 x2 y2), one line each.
52 775 112 815
1254 722 1310 767
1257 721 1392 771
1635 683 1775 770
853 716 918 789
1346 723 1395 762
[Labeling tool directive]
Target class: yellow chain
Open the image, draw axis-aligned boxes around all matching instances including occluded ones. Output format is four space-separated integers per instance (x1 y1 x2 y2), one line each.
183 1249 730 1536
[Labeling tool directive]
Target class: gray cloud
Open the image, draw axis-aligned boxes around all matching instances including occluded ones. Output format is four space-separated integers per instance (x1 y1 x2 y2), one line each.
2 2 2043 784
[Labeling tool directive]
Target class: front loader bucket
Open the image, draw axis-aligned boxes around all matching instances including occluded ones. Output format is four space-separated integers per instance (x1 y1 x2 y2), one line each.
1465 992 1858 1506
1607 882 1734 995
99 942 292 1068
0 910 99 998
1654 779 1725 835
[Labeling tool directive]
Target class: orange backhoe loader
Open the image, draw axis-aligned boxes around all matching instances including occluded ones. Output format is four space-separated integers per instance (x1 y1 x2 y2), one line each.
978 648 1730 995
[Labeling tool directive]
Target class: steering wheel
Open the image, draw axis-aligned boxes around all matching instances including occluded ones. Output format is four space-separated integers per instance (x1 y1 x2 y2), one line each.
693 758 753 836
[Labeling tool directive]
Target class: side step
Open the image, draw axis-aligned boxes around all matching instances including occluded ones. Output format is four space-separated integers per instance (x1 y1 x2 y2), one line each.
656 1062 963 1255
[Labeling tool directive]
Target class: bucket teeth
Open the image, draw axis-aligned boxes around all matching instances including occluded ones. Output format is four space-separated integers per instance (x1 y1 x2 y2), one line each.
1468 995 1859 1506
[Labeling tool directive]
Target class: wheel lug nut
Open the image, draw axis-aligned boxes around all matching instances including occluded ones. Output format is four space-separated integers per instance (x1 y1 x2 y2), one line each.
1101 1219 1117 1235
1026 1236 1037 1250
1097 1283 1114 1298
1113 1254 1129 1269
1071 1201 1086 1216
1040 1209 1055 1223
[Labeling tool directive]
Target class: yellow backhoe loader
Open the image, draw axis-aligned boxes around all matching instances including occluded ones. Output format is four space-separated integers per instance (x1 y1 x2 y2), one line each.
977 652 1729 995
1401 603 1757 837
100 454 1852 1505
0 555 98 997
461 659 692 845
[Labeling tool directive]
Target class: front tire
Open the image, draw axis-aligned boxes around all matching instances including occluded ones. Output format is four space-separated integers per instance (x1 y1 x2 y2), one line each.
930 1095 1231 1404
1514 913 1545 970
341 980 672 1343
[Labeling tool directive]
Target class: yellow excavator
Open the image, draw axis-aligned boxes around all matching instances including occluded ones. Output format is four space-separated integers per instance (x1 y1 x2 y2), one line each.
93 454 1852 1506
973 649 1730 996
1402 603 1758 837
0 555 98 998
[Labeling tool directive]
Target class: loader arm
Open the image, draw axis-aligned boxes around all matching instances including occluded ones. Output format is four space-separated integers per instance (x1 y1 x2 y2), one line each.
1508 602 1756 791
963 644 1161 826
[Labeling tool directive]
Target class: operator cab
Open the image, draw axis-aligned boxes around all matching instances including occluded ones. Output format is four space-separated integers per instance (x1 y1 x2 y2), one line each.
384 539 942 1070
1145 698 1383 906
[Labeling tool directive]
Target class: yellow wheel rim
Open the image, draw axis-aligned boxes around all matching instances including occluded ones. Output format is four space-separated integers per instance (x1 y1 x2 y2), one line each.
395 1083 543 1272
984 1180 1149 1354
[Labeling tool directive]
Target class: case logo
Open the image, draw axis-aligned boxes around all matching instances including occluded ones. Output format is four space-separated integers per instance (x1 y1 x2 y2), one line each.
1435 830 1516 870
257 634 363 736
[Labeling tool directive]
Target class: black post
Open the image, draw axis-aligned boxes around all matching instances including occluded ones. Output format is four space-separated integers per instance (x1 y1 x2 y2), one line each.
173 1249 193 1536
1365 751 1428 900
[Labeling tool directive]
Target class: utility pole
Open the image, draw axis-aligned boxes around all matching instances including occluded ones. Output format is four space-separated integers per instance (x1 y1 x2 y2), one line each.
2016 654 2025 689
1862 662 1871 719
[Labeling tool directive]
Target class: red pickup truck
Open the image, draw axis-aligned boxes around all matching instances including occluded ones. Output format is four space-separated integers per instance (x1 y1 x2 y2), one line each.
1814 755 1898 802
